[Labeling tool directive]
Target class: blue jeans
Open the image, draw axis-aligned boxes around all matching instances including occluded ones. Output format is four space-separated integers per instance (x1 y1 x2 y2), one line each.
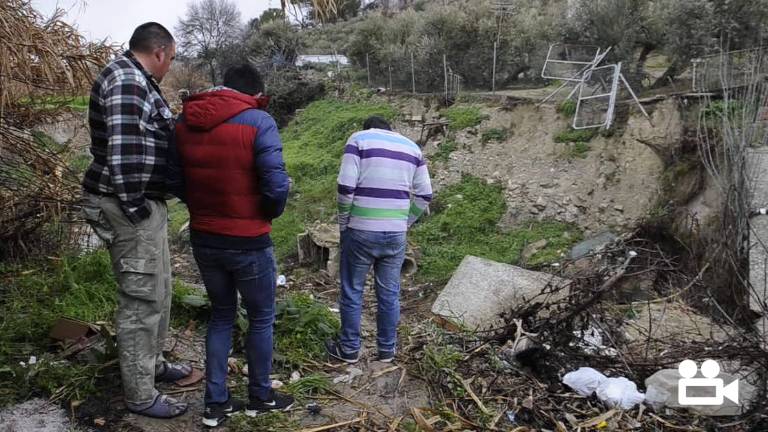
193 246 276 404
339 228 407 355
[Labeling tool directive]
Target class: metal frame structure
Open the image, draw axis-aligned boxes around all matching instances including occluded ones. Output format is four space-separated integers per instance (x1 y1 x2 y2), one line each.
541 44 603 82
691 47 767 93
492 0 517 15
574 64 620 129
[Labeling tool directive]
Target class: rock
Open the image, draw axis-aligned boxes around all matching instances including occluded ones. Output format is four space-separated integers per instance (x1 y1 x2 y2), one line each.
749 215 768 313
645 367 756 416
431 256 570 330
533 198 547 211
522 239 548 262
611 270 656 303
569 231 617 260
756 316 768 351
624 302 734 355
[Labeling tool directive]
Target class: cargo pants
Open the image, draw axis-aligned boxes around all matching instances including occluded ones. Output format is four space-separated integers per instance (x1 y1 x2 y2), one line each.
82 192 172 408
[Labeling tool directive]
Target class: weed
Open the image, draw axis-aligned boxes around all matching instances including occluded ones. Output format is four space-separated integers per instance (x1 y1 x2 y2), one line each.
411 176 580 283
701 100 743 122
557 99 577 116
284 373 332 400
554 128 597 143
441 106 489 130
480 128 507 145
272 293 340 367
228 411 297 432
171 280 209 328
166 199 190 245
272 99 396 260
561 141 591 160
20 95 89 111
431 138 458 163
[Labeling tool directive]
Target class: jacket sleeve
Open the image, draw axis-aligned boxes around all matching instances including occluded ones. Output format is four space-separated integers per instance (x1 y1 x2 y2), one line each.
408 154 433 228
253 113 289 220
337 136 360 231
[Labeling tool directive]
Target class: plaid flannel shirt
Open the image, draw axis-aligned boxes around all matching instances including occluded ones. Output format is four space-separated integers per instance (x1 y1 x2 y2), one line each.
82 51 173 224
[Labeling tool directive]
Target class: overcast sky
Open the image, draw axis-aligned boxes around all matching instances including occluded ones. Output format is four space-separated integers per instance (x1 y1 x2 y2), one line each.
32 0 278 47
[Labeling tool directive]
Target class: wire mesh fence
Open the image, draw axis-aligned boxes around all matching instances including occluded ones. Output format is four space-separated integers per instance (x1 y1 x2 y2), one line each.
692 47 768 93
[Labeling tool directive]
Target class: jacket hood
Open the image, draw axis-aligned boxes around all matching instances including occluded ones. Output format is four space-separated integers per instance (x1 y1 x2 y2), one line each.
182 89 270 131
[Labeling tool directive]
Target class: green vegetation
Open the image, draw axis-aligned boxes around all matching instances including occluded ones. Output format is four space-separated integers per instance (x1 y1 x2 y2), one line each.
557 99 577 117
273 99 396 260
228 411 297 432
21 95 89 111
562 142 591 160
170 280 209 328
167 199 190 245
431 138 458 164
480 128 508 145
411 176 580 283
273 293 340 367
284 373 332 400
441 106 489 131
554 127 597 144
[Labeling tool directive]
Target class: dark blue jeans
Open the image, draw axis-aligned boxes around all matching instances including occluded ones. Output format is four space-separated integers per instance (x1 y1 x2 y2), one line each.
339 228 407 355
193 246 276 404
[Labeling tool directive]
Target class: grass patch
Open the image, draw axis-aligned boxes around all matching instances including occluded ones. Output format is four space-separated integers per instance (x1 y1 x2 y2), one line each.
272 293 340 367
480 128 507 145
557 99 578 116
554 127 598 143
167 199 190 245
441 105 489 131
284 373 332 400
20 95 89 111
171 280 208 328
228 411 297 432
411 176 580 283
0 251 118 406
431 138 458 164
561 141 591 159
272 99 396 260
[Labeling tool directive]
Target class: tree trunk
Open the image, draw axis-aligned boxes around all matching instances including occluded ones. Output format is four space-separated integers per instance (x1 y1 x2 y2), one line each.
208 61 217 86
635 45 654 79
651 60 681 89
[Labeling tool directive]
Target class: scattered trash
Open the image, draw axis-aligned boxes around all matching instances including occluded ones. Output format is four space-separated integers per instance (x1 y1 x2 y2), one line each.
28 355 37 365
563 367 644 409
505 410 517 424
571 326 618 356
290 370 301 383
93 417 106 427
227 357 239 374
276 275 287 286
271 379 284 389
306 402 322 415
628 250 638 258
328 307 340 313
242 364 249 376
596 377 645 410
563 367 607 397
333 367 363 384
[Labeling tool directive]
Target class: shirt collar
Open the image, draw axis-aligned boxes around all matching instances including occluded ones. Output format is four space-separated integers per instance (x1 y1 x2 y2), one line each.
124 50 164 94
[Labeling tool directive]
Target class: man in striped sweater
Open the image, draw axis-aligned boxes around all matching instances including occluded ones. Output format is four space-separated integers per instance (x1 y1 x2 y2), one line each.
326 116 433 363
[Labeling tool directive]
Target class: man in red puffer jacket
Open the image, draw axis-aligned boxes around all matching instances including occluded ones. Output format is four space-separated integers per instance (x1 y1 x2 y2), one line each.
168 64 292 428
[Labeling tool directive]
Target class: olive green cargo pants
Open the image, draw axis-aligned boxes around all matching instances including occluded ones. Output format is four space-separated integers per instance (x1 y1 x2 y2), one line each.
82 192 172 407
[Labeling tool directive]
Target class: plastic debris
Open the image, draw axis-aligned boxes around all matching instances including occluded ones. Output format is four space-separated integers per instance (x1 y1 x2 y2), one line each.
290 371 301 383
271 379 284 389
563 367 607 397
596 377 645 410
276 275 287 286
333 367 363 384
506 410 517 424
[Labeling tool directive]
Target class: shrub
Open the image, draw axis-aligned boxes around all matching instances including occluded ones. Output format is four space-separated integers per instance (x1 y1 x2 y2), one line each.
442 106 488 130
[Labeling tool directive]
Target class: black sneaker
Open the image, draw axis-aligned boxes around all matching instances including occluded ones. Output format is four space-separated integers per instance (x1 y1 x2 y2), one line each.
245 390 295 416
202 398 245 427
378 349 396 363
325 339 360 364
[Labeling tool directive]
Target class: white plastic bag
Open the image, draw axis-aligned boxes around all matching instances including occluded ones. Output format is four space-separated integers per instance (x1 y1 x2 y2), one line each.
596 377 645 410
562 367 607 397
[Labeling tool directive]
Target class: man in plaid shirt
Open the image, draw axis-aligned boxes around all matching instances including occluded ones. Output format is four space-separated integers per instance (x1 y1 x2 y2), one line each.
81 22 190 419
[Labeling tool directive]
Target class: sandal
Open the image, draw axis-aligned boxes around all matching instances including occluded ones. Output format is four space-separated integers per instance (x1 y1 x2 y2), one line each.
155 361 193 383
130 394 188 419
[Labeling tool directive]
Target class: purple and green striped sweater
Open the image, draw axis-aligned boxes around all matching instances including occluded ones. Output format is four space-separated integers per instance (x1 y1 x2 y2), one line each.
337 128 433 232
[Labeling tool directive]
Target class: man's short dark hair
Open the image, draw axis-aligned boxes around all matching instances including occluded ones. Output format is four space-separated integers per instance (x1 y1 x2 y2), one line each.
363 116 391 131
223 64 265 96
129 22 174 54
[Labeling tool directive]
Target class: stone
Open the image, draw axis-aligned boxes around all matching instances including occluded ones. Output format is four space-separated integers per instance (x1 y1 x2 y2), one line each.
611 271 656 304
645 368 756 416
756 316 768 351
569 231 617 260
749 215 768 313
0 398 72 432
522 239 548 262
431 256 570 330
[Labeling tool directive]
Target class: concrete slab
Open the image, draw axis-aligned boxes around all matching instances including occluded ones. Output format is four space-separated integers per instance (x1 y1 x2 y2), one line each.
431 255 570 331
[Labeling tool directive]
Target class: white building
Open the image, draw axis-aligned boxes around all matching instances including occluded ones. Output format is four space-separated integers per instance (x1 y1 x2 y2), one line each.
295 54 351 68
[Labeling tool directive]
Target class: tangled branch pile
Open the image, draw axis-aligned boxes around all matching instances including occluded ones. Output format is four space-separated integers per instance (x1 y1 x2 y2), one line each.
0 0 114 259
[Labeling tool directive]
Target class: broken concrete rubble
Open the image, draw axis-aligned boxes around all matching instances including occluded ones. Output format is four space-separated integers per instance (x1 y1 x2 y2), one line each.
298 223 418 279
645 368 756 416
569 231 617 260
431 255 570 330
